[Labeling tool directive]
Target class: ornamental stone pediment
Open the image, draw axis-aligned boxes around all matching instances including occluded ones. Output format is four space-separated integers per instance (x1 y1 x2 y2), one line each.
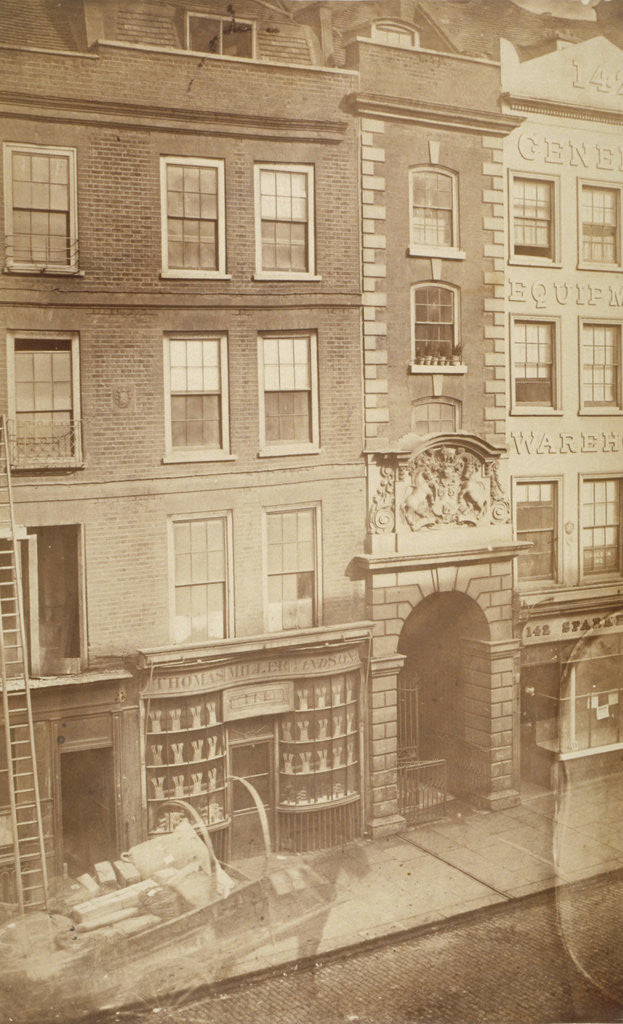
366 434 511 554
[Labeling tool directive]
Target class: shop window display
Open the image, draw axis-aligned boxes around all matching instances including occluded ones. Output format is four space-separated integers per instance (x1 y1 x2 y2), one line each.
145 693 227 840
277 671 361 852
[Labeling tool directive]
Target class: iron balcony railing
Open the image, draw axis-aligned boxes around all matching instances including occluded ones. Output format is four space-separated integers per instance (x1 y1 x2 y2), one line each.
7 421 83 469
4 235 79 272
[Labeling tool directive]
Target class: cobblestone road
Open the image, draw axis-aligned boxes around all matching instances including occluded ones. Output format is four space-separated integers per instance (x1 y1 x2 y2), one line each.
94 873 623 1024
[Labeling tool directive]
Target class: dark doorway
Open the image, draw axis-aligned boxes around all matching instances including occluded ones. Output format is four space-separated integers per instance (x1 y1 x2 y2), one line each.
30 525 81 676
60 747 116 876
397 592 491 812
230 739 273 862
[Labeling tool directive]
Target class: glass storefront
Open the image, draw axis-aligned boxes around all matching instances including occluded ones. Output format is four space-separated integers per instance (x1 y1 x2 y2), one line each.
140 648 364 858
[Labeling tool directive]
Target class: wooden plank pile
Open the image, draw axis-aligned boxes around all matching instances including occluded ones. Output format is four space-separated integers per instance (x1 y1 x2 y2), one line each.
60 821 234 946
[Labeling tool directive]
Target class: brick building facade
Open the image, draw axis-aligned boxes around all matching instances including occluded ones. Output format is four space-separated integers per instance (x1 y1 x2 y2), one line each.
0 0 369 890
2 0 623 902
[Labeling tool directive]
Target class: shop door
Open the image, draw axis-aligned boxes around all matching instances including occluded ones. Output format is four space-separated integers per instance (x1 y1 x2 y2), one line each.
230 739 273 862
60 748 116 876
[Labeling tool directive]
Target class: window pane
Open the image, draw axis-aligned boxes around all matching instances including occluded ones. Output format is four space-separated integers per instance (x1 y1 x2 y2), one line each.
582 479 621 575
413 286 456 360
517 482 556 580
262 336 313 444
582 323 620 407
582 186 618 264
168 339 223 449
513 178 553 258
513 321 554 406
266 509 316 630
13 340 74 459
411 171 454 247
173 517 227 641
258 167 309 272
412 399 457 435
10 150 72 266
166 162 219 270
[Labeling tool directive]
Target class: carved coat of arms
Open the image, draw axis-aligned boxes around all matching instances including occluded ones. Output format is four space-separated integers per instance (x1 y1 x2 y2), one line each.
400 447 489 530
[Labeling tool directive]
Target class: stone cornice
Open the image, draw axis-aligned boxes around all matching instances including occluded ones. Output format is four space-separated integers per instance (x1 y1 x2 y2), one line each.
503 92 623 127
353 543 530 574
350 92 522 136
0 90 348 142
137 621 375 670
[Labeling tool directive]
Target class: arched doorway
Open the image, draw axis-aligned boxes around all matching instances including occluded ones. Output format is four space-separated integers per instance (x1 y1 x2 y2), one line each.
397 592 491 820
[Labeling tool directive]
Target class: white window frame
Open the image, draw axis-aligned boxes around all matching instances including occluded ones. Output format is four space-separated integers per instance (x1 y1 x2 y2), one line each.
162 333 232 464
509 171 560 267
510 315 562 415
253 163 319 282
578 318 623 415
409 281 466 374
578 179 623 271
257 332 319 457
185 10 256 58
513 478 561 587
160 156 227 279
3 142 78 274
411 396 461 435
580 475 623 581
6 330 82 468
408 166 465 260
167 511 234 645
262 502 322 634
370 21 420 49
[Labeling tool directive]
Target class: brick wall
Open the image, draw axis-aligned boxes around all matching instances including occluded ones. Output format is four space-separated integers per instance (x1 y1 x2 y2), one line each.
0 42 366 664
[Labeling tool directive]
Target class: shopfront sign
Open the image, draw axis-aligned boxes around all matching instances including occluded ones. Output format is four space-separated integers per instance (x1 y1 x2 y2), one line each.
522 612 623 646
508 280 623 309
510 431 623 456
143 646 361 698
222 680 294 721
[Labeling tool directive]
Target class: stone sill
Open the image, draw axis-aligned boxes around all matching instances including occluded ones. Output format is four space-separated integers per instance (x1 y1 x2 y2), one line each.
409 363 467 375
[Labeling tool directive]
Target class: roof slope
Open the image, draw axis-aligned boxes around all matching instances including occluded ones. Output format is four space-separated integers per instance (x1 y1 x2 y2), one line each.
1 0 86 51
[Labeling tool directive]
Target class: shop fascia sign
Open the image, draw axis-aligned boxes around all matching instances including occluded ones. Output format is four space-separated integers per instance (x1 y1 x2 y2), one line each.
143 646 361 698
522 612 623 645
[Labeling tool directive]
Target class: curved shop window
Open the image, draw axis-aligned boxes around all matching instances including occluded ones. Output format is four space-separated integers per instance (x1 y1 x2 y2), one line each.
560 631 623 754
141 664 363 859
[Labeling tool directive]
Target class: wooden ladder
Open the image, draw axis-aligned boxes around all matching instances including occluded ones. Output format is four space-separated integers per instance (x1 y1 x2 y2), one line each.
0 416 48 913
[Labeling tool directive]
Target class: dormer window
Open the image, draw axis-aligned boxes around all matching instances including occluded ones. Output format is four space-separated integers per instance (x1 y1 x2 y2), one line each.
186 11 255 59
371 21 419 49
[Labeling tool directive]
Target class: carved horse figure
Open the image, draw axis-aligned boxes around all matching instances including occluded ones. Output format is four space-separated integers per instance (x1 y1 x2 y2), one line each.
400 467 435 530
459 455 488 521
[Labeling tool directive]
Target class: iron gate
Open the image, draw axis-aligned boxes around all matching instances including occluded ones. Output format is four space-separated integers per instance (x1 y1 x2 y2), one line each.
397 683 446 824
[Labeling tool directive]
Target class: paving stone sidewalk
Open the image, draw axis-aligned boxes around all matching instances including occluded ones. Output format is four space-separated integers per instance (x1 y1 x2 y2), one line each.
228 773 623 979
4 774 623 1023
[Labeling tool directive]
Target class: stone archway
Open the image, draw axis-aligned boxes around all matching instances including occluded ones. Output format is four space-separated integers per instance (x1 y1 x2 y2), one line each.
397 592 492 813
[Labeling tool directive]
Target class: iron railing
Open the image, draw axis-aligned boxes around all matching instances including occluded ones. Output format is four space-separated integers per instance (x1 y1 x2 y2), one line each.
7 421 83 468
277 796 361 853
397 757 446 825
4 235 79 271
430 732 490 800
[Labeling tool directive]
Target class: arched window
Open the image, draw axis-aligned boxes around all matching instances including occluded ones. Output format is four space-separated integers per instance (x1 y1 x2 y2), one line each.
411 283 459 364
411 398 461 435
410 168 458 252
371 21 419 49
